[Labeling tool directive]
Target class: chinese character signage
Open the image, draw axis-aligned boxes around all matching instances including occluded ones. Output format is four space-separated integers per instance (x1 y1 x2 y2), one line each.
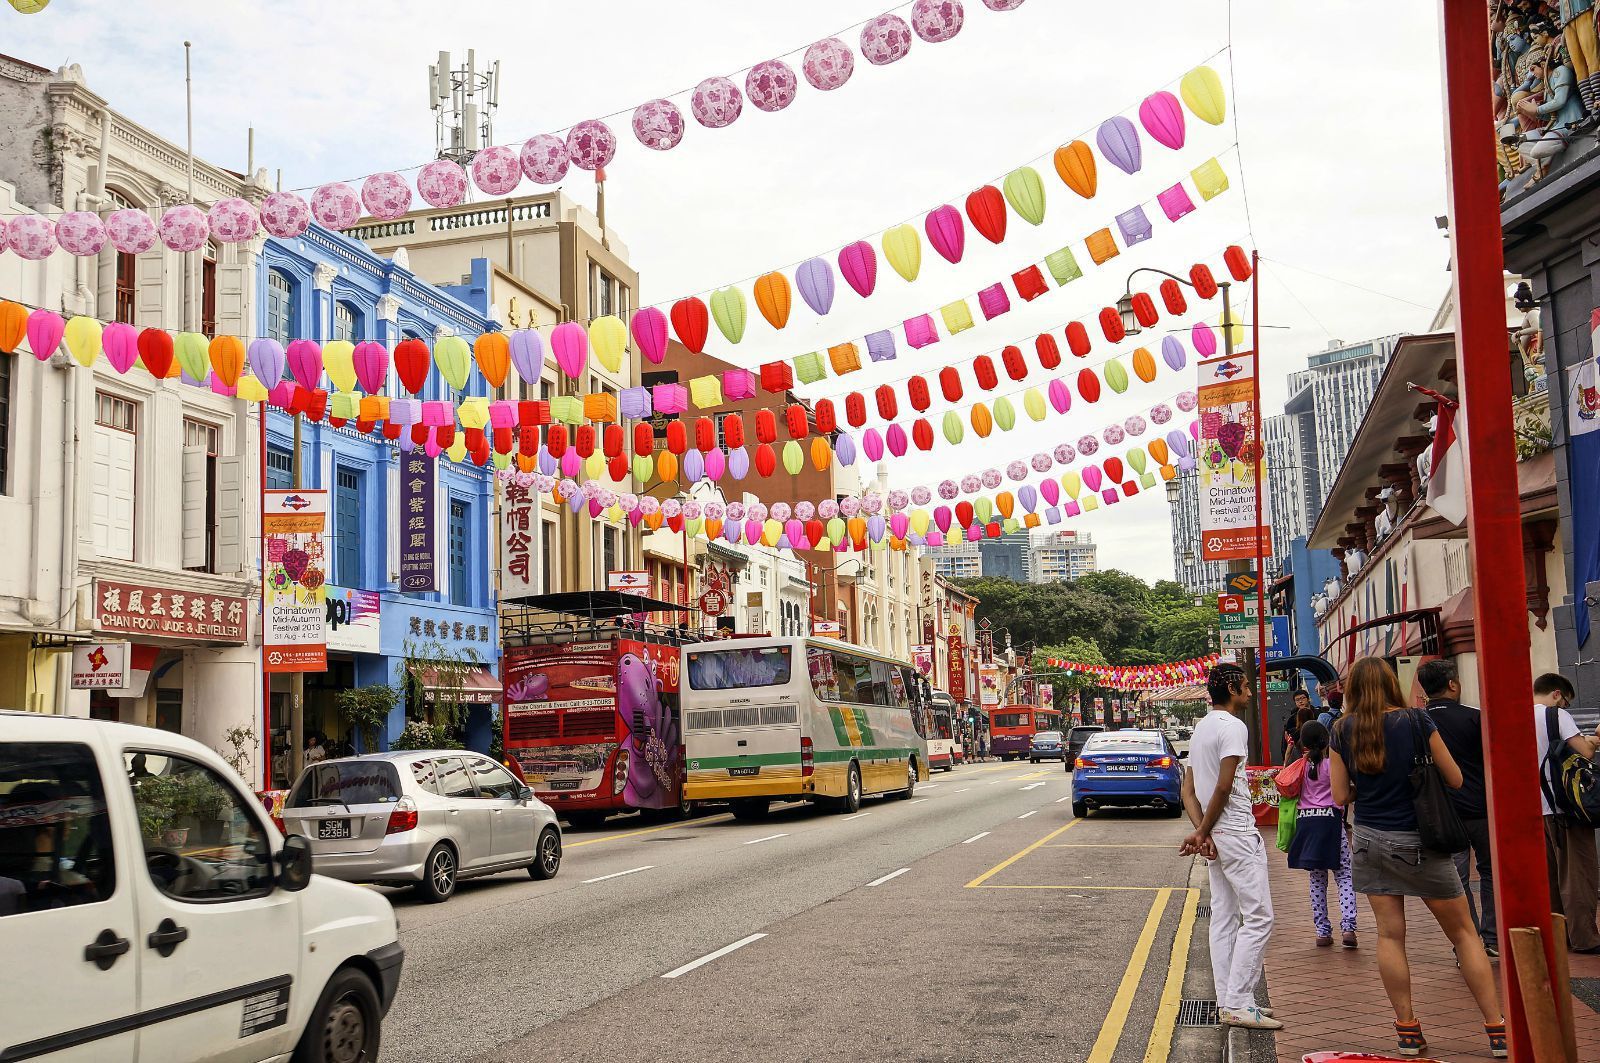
501 478 538 598
95 580 248 643
399 454 436 592
70 641 129 689
947 634 967 701
1197 352 1273 562
263 490 328 672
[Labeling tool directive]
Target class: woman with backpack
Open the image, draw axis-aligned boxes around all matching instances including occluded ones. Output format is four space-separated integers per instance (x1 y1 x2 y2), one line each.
1329 656 1505 1059
1284 719 1359 948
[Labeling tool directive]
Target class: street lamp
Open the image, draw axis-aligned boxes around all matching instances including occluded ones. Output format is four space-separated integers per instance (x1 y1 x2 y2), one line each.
1164 478 1181 505
1119 267 1207 338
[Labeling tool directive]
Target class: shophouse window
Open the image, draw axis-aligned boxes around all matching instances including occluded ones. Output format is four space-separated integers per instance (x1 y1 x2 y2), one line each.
449 498 470 606
333 301 361 343
334 466 363 587
105 190 140 325
266 269 296 350
540 520 556 593
91 392 137 561
602 525 618 584
182 418 219 572
266 444 294 491
201 243 218 337
590 266 615 320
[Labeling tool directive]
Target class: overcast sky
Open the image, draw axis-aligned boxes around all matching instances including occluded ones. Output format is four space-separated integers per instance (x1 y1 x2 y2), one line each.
6 0 1449 582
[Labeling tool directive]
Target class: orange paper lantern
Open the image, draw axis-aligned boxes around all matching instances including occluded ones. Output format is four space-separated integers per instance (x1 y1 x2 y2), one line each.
753 271 792 330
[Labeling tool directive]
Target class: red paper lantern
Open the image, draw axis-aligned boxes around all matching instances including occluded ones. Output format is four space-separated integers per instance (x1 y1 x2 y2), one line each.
1002 345 1027 381
604 424 624 458
785 403 809 439
395 338 430 395
306 389 328 422
908 375 931 412
521 426 539 456
1098 307 1125 344
435 424 454 449
985 522 1001 538
723 414 746 448
608 454 629 481
575 424 596 458
546 424 568 457
1190 263 1218 300
666 420 688 455
1035 333 1062 370
1104 457 1124 482
759 360 794 393
411 423 429 446
973 355 998 391
955 501 975 527
844 392 867 428
939 367 964 403
813 399 837 435
329 417 348 429
966 185 1007 244
806 519 825 545
358 419 376 436
1012 265 1048 301
633 423 654 457
755 443 777 477
671 297 709 353
137 328 174 379
1065 321 1091 357
1077 368 1102 403
912 418 934 451
1160 278 1187 316
493 427 512 453
382 421 401 440
755 409 778 444
517 400 549 427
875 385 898 421
695 417 716 452
1224 245 1252 281
464 427 485 453
1132 292 1158 328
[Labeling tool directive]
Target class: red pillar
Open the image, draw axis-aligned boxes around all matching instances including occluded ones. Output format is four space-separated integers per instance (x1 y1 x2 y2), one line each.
1438 1 1555 1056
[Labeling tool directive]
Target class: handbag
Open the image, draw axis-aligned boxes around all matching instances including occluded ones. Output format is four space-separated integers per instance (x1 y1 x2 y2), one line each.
1276 796 1299 852
1407 709 1469 853
1274 755 1307 799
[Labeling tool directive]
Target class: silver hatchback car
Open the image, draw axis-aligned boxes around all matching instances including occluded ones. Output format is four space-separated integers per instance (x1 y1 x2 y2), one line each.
281 750 562 903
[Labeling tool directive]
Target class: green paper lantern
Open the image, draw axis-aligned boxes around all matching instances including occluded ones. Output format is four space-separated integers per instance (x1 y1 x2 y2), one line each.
827 517 846 543
633 455 654 481
993 397 1016 431
1024 388 1047 422
1104 358 1130 393
1140 471 1157 489
1003 165 1047 226
435 334 471 390
550 395 584 423
1002 517 1019 534
782 440 804 475
1126 448 1147 475
794 352 827 384
942 410 965 445
1045 247 1082 286
685 517 703 538
175 331 209 381
492 450 511 470
974 496 993 524
710 286 747 344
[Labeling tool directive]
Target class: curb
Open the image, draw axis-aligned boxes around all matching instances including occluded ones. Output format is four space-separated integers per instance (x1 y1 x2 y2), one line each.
1170 855 1227 1063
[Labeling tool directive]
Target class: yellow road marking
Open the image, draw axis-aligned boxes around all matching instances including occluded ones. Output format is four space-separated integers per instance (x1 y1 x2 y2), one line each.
972 884 1168 891
567 813 733 848
1087 888 1172 1063
1142 888 1199 1063
1040 843 1176 849
964 819 1079 888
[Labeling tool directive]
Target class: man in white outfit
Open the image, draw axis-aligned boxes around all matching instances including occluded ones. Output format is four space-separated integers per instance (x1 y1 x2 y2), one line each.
1181 662 1280 1030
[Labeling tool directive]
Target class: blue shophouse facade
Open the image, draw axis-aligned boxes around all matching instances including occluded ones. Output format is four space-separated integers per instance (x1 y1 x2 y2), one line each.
258 224 500 778
1271 535 1342 705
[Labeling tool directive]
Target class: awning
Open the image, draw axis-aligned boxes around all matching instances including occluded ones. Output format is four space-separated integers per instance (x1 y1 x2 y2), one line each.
1143 683 1208 703
407 664 500 704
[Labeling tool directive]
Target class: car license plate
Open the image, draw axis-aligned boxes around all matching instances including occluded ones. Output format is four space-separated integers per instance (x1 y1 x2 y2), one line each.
1106 765 1143 773
728 766 760 777
548 779 581 791
318 819 351 840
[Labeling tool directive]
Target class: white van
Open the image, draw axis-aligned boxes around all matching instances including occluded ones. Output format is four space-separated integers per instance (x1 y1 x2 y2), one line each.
0 711 403 1063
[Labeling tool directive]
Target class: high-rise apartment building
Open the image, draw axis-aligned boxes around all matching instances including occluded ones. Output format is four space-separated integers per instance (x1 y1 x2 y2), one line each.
1028 530 1098 582
925 528 1031 581
1169 468 1229 596
926 538 983 580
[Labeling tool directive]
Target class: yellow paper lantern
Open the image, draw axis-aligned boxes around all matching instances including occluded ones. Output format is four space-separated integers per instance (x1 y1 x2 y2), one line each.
585 453 605 480
322 339 357 393
457 397 490 430
446 437 468 463
1220 309 1246 348
1082 494 1099 512
63 315 103 368
1180 65 1227 126
910 509 930 536
1023 388 1047 422
882 223 922 283
589 315 627 373
941 299 974 335
1061 471 1081 499
762 519 782 547
235 375 270 403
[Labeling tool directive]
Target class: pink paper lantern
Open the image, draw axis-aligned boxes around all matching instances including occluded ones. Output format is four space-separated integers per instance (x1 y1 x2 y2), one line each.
911 0 965 43
102 322 138 374
260 192 311 238
158 204 209 252
56 211 107 256
106 208 156 253
690 76 743 129
630 306 669 364
745 60 798 112
26 309 64 360
207 198 258 243
802 38 855 91
361 172 413 220
471 145 522 196
632 99 685 150
904 314 938 349
520 135 571 184
566 120 616 171
1138 90 1187 151
838 240 878 298
0 216 6 253
983 0 1027 8
310 183 361 231
924 204 965 264
7 215 56 260
418 160 469 207
551 321 588 379
860 14 913 65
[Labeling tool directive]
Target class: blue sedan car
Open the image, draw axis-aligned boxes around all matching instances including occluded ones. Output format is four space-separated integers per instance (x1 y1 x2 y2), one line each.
1070 730 1185 819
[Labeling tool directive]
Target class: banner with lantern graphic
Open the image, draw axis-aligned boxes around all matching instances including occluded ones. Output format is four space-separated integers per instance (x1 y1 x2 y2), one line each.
264 490 329 673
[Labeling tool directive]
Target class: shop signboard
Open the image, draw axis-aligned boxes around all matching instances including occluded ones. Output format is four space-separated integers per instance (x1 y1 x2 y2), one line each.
324 587 381 654
398 454 436 592
947 634 967 701
263 489 329 672
70 640 129 690
500 478 538 599
95 579 248 643
1197 353 1273 562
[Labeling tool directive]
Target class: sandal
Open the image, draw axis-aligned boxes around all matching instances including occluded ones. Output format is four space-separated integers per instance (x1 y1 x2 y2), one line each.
1485 1021 1507 1059
1395 1020 1427 1058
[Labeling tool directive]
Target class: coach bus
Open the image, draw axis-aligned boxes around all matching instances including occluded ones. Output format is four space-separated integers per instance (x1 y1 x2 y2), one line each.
927 689 963 771
989 704 1065 761
501 591 705 829
681 636 931 820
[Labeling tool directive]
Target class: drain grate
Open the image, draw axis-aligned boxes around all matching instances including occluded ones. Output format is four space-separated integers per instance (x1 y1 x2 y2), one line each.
1176 999 1219 1027
1195 904 1211 918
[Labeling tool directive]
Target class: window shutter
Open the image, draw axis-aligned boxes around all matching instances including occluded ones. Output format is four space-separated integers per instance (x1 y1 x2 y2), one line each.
436 476 449 602
181 445 208 569
215 454 244 574
386 460 399 584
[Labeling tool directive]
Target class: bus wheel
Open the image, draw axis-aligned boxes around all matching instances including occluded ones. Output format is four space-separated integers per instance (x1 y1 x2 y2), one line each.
677 793 694 820
839 762 862 814
893 759 916 800
731 798 770 821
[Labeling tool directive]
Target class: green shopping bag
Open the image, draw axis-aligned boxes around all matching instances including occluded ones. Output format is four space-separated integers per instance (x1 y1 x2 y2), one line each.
1276 797 1299 852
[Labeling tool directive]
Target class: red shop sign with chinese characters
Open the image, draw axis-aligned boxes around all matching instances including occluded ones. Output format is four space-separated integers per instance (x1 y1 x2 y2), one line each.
95 579 248 643
947 634 967 702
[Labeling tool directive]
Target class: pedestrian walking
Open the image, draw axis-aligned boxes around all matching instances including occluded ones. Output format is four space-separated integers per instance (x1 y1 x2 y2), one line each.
1179 662 1280 1030
1329 657 1504 1059
1418 658 1497 957
1535 671 1600 952
1316 682 1343 729
1286 719 1359 948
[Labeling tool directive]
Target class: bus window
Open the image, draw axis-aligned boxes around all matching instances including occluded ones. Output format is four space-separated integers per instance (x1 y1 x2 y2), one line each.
993 711 1028 729
807 646 840 701
686 646 793 690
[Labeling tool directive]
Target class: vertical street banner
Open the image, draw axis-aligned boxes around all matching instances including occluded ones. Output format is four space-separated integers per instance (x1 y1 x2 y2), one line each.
912 644 933 677
1197 351 1273 561
399 453 436 592
947 633 967 701
1570 314 1600 644
263 489 328 673
501 478 538 598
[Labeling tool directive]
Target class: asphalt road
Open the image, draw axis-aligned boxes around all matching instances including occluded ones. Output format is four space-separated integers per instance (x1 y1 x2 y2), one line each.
380 759 1201 1063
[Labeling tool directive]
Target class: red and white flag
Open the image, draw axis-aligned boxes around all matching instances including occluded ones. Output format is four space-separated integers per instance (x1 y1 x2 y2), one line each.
1415 385 1465 525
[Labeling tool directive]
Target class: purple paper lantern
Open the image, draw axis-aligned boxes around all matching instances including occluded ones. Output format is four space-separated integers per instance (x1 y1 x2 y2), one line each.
520 136 570 185
802 38 855 91
690 77 743 129
1096 116 1143 176
248 338 286 388
1161 335 1188 371
207 198 258 243
158 204 209 252
56 211 107 256
1116 205 1153 246
418 159 469 207
911 0 965 42
361 172 413 220
566 121 616 171
865 330 896 363
632 99 685 150
746 60 798 112
509 329 544 384
795 257 835 316
106 208 156 253
860 14 913 65
472 145 522 196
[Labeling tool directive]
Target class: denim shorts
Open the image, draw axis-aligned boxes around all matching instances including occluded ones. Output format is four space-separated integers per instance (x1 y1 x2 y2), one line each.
1350 825 1465 899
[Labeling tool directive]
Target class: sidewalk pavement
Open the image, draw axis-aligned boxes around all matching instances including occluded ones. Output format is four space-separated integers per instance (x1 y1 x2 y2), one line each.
1257 826 1600 1062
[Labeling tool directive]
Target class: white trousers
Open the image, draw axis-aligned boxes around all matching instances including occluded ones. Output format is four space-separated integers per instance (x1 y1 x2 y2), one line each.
1207 829 1275 1012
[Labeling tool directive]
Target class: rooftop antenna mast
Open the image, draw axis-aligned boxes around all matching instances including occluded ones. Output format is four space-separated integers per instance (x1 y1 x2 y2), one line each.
429 49 500 163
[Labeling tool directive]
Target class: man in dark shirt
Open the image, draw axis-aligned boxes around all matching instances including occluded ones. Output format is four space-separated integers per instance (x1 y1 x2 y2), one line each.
1419 658 1496 956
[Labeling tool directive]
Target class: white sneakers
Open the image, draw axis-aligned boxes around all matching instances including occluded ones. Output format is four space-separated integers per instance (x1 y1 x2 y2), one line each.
1220 1005 1283 1030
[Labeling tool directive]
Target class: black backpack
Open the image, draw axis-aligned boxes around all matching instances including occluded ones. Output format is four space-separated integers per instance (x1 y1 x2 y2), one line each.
1541 706 1600 827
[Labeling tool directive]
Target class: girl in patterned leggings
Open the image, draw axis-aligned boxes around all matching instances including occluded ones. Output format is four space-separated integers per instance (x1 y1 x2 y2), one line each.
1287 720 1358 947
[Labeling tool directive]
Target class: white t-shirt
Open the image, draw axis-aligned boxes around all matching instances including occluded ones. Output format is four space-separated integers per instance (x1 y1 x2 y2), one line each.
1191 708 1254 834
305 745 327 764
1535 701 1581 816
